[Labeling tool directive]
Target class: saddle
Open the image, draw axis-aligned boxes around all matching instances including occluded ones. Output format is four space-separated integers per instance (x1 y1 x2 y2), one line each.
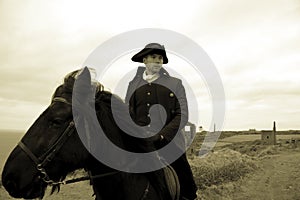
163 165 180 200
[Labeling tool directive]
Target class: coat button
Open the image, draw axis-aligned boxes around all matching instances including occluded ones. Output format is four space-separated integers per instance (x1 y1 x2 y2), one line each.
147 103 150 107
147 92 151 95
170 92 174 97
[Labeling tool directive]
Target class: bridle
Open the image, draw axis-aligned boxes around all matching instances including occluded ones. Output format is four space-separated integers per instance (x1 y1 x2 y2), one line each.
17 97 118 186
17 96 151 199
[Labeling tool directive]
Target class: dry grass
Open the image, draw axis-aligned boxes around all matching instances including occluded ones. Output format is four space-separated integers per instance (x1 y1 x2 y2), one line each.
220 139 300 157
189 148 258 190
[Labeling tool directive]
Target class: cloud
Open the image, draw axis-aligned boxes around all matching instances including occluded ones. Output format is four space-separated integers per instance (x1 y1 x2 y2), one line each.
0 0 300 130
0 98 47 130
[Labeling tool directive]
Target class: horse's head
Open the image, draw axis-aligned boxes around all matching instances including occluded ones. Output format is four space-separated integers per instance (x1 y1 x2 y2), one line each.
1 68 101 199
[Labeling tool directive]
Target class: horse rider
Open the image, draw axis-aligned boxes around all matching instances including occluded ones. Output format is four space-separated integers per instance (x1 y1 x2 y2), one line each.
125 43 198 200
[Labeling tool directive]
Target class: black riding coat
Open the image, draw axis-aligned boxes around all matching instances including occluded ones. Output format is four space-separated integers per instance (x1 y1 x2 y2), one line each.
125 67 188 150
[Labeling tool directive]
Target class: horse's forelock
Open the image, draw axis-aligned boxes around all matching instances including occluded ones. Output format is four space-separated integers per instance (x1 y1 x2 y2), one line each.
63 69 105 96
63 71 78 92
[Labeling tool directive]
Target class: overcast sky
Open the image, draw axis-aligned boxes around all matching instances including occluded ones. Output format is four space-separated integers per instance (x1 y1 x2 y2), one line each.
0 0 299 131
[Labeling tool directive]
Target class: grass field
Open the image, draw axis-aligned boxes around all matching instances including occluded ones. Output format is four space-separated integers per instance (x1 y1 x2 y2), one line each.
219 134 300 143
1 130 300 199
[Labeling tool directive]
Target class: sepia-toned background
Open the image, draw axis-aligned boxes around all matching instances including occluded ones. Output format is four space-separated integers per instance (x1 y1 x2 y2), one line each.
1 0 300 199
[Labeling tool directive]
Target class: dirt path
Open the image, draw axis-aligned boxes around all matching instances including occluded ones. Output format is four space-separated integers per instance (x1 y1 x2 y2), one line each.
227 151 300 200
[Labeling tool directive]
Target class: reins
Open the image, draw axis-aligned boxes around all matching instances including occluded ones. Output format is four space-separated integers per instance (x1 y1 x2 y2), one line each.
18 95 152 199
50 171 120 186
18 97 119 187
18 120 76 185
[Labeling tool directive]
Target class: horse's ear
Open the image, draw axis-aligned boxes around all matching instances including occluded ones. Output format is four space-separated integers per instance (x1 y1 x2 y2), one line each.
73 67 93 103
76 67 91 88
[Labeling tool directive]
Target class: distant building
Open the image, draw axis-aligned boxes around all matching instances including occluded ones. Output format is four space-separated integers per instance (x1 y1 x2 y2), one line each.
183 122 196 146
261 131 276 145
183 122 196 156
261 121 277 145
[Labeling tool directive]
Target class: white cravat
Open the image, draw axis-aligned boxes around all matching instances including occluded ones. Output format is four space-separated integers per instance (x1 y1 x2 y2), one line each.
143 71 160 83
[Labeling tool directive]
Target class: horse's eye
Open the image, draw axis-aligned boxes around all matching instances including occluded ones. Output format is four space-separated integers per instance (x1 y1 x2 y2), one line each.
49 118 63 128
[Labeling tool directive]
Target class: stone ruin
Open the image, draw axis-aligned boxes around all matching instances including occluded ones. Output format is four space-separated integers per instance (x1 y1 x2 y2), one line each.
261 121 277 145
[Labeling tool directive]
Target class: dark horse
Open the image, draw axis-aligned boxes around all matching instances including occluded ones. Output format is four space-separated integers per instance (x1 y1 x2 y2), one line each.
2 68 179 200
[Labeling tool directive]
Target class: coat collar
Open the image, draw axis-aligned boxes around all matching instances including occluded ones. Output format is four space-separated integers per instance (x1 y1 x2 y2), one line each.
134 66 170 78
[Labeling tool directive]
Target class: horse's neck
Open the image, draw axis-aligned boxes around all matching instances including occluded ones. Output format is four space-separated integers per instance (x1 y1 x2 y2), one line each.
91 172 123 200
91 170 151 200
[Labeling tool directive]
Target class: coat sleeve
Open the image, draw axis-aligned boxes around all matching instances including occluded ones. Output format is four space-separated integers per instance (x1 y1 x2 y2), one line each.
159 80 188 144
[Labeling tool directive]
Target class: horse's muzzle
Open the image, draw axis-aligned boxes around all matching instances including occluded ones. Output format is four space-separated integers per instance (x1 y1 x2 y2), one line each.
2 172 45 199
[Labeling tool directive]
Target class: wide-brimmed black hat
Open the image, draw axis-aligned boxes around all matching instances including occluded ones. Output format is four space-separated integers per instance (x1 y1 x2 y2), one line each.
131 43 168 64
